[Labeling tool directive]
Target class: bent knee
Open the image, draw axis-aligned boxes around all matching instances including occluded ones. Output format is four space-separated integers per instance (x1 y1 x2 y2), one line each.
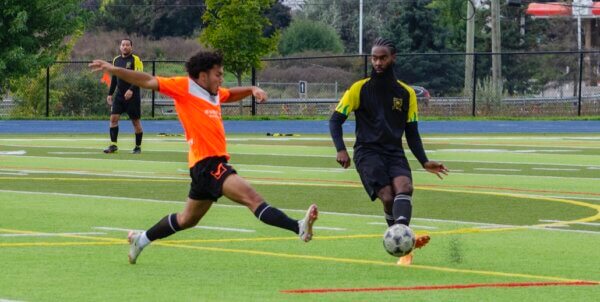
178 214 200 229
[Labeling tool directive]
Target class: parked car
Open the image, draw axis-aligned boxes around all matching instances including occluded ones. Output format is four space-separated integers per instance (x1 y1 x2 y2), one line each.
411 85 431 107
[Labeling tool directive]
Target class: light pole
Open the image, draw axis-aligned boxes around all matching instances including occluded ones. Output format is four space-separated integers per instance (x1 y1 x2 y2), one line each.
359 0 363 54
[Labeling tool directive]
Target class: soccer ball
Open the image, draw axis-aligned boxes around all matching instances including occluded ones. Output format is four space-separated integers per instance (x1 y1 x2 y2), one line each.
383 224 416 257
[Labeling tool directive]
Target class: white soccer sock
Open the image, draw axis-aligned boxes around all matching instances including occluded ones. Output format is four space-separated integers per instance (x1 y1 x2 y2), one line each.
138 231 151 248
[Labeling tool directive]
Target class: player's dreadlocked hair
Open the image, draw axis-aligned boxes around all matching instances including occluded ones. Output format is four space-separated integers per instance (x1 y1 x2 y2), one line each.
372 37 397 55
186 50 224 79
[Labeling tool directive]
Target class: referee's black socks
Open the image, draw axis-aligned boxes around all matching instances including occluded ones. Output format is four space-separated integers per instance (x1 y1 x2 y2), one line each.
393 193 413 226
109 126 119 144
146 213 182 241
135 132 143 147
254 202 299 233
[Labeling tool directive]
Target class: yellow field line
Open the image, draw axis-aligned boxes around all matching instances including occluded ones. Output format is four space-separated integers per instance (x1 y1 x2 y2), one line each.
1 228 597 283
0 177 185 183
155 241 596 283
0 228 124 243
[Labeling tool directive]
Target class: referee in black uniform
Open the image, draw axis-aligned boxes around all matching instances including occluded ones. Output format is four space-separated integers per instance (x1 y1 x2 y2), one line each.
104 38 144 154
329 37 448 265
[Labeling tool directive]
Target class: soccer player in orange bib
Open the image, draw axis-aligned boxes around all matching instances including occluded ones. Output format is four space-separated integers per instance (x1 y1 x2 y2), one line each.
89 51 318 264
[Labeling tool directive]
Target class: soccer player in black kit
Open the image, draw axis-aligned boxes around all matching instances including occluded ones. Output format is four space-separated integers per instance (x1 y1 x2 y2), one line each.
104 39 144 154
329 37 449 265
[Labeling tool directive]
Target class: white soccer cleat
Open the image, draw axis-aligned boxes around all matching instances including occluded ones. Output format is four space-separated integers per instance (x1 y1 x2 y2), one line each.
127 231 144 264
298 204 318 242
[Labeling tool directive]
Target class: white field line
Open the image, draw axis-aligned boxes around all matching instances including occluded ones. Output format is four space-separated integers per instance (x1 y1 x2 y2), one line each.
532 168 581 171
93 227 144 233
96 225 256 233
0 299 25 302
5 153 600 175
0 232 106 237
539 220 600 227
438 159 600 169
47 152 100 155
313 226 347 231
3 149 600 172
0 150 26 155
0 168 188 180
300 168 349 173
2 162 598 183
473 168 522 172
0 172 28 176
194 226 255 233
2 189 599 236
0 166 600 201
237 169 283 174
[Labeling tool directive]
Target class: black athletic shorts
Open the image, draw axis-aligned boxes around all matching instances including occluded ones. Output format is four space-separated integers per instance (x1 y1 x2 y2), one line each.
111 95 141 119
353 148 412 201
188 156 237 201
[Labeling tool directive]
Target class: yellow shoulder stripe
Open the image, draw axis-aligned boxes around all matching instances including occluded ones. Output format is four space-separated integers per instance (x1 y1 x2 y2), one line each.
133 55 144 72
335 78 369 116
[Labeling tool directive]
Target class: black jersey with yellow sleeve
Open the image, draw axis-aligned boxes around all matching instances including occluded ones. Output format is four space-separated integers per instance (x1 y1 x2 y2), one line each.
335 68 418 154
108 54 143 98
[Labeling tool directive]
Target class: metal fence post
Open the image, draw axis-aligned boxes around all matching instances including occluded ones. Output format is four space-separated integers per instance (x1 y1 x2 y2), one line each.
151 60 156 118
577 51 583 116
46 66 50 117
251 66 256 116
471 53 478 117
363 55 368 78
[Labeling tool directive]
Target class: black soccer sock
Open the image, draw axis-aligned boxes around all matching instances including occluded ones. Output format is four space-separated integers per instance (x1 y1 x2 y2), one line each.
254 202 299 234
392 193 413 226
384 212 395 227
145 213 182 241
109 126 119 144
135 132 143 147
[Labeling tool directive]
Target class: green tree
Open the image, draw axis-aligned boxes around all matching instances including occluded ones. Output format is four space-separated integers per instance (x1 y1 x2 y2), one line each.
382 0 463 95
200 0 278 85
279 19 344 56
263 0 292 37
0 0 84 89
92 0 206 39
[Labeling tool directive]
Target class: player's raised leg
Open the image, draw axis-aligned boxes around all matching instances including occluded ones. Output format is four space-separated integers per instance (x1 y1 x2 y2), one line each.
222 173 318 242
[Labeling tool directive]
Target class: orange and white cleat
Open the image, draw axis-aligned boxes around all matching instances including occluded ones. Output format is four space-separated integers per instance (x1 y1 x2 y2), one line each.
298 204 318 242
397 234 430 266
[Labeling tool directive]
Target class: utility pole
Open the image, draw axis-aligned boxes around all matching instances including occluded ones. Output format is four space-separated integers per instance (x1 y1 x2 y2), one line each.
491 0 502 93
465 0 475 95
359 0 363 54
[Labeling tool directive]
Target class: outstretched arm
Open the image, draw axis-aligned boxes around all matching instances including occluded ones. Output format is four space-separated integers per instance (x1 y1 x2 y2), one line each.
405 122 449 179
225 86 267 103
89 60 158 91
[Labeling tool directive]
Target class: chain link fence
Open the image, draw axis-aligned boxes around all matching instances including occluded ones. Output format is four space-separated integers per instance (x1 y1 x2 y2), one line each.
2 51 599 118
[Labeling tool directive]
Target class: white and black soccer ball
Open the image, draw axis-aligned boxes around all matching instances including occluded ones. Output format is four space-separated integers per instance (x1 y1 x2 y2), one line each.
383 224 416 257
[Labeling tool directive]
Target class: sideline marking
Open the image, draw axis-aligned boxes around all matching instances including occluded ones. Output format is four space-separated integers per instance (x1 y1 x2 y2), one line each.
0 232 105 237
1 188 598 232
194 226 255 233
280 281 599 294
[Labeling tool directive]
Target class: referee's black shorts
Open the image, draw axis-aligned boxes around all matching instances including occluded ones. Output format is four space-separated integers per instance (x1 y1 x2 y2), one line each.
111 95 141 120
353 148 412 201
188 156 237 201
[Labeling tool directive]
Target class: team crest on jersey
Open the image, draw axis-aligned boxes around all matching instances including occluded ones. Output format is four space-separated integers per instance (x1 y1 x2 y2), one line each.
392 98 403 111
126 61 132 69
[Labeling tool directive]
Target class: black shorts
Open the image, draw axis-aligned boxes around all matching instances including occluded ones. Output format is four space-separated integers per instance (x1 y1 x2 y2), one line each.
111 95 141 119
188 156 237 201
354 149 412 201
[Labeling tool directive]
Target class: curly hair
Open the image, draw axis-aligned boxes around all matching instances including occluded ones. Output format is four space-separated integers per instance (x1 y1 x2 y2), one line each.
372 37 396 55
185 51 223 79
